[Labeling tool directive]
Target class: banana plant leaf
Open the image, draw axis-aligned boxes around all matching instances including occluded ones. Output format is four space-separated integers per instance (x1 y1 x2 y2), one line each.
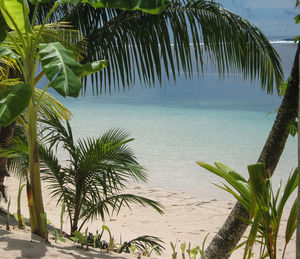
39 42 83 98
0 83 31 126
0 0 32 33
75 60 107 78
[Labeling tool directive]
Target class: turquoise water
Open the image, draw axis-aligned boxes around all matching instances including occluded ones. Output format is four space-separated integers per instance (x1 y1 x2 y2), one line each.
54 42 298 199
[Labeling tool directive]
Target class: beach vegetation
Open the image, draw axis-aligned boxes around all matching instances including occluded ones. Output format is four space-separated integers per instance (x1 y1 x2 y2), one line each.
70 228 89 249
39 114 164 234
69 224 164 256
0 0 169 239
198 162 298 259
53 228 66 243
118 235 164 256
170 241 178 259
14 183 27 229
170 235 209 259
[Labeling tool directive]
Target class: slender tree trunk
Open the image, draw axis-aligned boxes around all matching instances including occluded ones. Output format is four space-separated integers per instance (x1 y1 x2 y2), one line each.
27 99 48 239
204 42 300 259
0 122 16 202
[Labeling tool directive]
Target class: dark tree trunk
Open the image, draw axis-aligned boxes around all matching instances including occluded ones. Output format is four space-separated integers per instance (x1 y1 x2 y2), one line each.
0 122 16 202
204 42 300 259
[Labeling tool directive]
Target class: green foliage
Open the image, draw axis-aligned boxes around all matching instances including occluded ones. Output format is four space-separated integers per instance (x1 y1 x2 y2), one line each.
288 119 298 137
102 225 115 251
170 235 209 259
39 114 164 234
71 225 164 256
53 229 66 243
13 213 26 227
57 0 171 14
39 42 86 98
0 0 31 33
181 242 186 259
171 241 177 259
119 235 164 256
0 0 161 238
0 83 31 126
70 229 89 248
0 46 20 59
198 162 298 259
37 0 285 93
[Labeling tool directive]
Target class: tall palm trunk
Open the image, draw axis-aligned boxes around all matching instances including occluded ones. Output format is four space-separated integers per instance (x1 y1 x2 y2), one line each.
0 122 16 202
204 42 300 259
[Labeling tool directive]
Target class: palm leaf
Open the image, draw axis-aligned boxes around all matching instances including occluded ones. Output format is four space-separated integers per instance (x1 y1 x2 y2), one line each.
33 0 283 94
119 235 165 255
39 0 283 95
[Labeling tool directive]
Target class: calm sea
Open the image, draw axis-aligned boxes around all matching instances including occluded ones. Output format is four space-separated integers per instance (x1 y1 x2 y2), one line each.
53 39 298 199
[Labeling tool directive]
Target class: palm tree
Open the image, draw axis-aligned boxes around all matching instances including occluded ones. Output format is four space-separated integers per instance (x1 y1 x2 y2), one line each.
39 114 164 234
204 42 299 259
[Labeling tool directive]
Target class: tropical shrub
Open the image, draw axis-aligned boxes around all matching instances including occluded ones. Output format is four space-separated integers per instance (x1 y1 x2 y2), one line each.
39 114 164 234
81 224 164 256
198 162 298 259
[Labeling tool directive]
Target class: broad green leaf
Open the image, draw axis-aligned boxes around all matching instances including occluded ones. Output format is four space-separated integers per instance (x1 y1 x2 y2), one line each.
0 0 31 33
75 60 108 78
58 0 171 14
0 46 20 59
0 83 31 126
39 42 82 98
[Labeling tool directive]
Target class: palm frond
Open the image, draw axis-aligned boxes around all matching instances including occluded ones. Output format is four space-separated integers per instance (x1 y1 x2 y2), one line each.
120 235 165 255
38 0 283 94
35 88 72 121
40 114 76 155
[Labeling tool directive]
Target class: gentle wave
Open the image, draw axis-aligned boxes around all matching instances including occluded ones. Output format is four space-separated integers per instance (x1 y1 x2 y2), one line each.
270 40 297 44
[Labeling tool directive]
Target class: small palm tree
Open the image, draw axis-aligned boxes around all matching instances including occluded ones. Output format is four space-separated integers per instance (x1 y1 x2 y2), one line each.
198 162 298 259
39 114 164 234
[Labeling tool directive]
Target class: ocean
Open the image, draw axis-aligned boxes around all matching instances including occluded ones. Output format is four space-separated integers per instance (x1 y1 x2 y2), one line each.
53 39 298 199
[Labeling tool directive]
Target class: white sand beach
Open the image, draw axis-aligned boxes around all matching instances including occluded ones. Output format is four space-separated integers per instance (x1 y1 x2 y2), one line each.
0 174 296 258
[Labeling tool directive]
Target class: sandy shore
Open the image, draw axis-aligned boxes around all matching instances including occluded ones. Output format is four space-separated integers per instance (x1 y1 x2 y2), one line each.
0 174 296 258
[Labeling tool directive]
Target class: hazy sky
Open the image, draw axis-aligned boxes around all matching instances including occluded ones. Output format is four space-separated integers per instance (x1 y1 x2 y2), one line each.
218 0 299 37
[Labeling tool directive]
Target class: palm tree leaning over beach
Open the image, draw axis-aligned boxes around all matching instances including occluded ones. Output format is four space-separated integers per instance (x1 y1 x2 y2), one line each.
0 0 293 256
